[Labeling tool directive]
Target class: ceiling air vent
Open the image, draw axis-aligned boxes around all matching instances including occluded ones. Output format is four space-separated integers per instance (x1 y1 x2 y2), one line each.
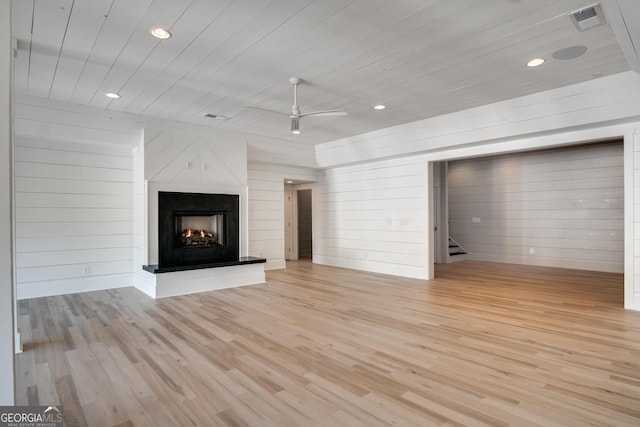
569 3 605 32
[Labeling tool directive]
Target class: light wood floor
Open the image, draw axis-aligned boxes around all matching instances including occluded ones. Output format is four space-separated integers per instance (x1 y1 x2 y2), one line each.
16 260 640 426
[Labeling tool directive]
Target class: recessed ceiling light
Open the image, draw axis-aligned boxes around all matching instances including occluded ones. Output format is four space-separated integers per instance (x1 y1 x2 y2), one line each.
374 104 386 110
150 27 171 39
286 180 294 184
527 57 545 67
105 92 120 99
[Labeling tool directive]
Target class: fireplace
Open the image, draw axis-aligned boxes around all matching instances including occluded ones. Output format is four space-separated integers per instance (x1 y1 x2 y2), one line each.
158 191 239 267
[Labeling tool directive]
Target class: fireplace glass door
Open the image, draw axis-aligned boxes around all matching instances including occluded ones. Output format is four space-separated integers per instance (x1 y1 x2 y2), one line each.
176 213 226 248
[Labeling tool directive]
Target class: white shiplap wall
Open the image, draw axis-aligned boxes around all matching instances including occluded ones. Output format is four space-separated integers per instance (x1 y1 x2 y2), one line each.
248 162 317 270
14 137 134 299
314 156 430 279
1 0 15 400
448 141 624 273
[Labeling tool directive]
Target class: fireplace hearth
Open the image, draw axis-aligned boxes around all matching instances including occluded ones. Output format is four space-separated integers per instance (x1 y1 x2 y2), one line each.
157 191 239 267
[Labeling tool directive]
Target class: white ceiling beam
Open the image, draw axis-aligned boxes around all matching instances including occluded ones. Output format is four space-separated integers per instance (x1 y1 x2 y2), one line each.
602 0 640 74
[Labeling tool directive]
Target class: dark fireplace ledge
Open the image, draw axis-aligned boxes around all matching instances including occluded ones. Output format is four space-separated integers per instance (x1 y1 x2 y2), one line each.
143 257 266 274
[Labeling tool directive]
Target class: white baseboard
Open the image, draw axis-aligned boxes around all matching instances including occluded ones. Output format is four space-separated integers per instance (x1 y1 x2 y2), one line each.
313 255 428 279
265 259 286 270
17 274 132 299
15 330 22 354
626 291 640 311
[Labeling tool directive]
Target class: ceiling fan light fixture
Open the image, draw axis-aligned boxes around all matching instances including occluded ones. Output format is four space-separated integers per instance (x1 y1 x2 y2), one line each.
291 117 301 134
246 77 345 133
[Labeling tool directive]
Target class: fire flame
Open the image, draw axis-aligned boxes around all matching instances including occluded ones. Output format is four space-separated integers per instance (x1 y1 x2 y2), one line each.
181 228 216 246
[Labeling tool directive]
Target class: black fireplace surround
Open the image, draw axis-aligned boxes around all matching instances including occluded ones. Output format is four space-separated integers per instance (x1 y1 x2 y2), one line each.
157 191 239 268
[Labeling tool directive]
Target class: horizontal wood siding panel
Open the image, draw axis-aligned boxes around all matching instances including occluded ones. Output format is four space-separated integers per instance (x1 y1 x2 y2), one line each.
448 141 624 273
17 274 131 300
313 255 427 279
315 240 425 258
17 248 133 268
315 156 428 279
15 193 133 209
15 162 132 182
15 221 132 237
249 219 282 230
16 235 132 252
15 146 132 169
17 260 132 283
15 177 132 195
315 231 425 245
16 208 132 223
249 229 284 242
15 136 134 297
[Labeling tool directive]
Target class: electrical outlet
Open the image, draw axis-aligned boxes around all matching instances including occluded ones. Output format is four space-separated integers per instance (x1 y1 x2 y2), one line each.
529 248 535 254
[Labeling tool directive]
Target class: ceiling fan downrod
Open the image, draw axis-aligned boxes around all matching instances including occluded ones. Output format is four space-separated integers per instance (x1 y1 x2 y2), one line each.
290 77 301 117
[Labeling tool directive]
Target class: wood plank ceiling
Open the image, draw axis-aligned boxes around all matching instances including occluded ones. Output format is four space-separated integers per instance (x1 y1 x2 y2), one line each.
10 0 631 145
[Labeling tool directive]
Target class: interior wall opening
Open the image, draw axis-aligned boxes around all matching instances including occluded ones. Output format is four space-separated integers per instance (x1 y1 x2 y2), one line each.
433 139 625 285
284 181 314 263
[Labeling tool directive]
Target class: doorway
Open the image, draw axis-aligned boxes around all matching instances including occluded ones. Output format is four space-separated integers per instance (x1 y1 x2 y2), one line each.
297 189 312 259
432 162 449 264
284 185 313 261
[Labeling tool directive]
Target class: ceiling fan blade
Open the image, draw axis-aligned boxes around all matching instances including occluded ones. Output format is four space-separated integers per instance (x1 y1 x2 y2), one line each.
244 105 289 116
298 109 347 118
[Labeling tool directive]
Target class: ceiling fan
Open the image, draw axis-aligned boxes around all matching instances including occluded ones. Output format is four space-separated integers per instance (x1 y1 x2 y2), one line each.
245 77 346 134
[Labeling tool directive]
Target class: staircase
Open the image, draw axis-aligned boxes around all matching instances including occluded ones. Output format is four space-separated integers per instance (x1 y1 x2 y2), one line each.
448 237 468 262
